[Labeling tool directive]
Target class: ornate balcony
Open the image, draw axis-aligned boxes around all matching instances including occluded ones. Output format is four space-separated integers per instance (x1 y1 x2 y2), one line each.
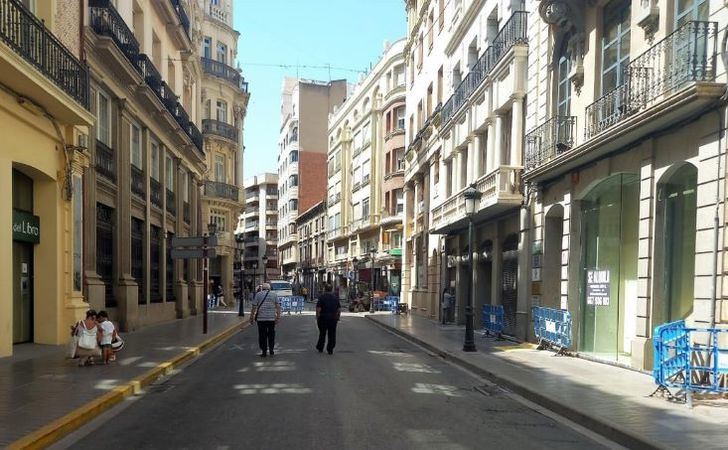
525 116 577 171
0 0 89 108
150 178 162 209
170 0 190 38
201 56 247 92
202 118 238 143
204 180 239 202
430 166 522 235
441 11 527 125
95 140 115 182
166 189 176 215
130 165 145 199
585 21 718 140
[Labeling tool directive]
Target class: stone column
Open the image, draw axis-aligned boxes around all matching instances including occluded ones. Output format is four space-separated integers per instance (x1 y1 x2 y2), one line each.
486 119 496 174
466 138 475 185
439 153 449 200
473 134 483 181
453 150 461 193
115 107 138 331
494 115 504 167
176 160 189 318
511 97 524 167
85 139 104 312
189 175 201 315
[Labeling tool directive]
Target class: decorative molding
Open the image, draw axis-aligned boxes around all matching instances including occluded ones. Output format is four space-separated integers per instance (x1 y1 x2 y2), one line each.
637 1 660 44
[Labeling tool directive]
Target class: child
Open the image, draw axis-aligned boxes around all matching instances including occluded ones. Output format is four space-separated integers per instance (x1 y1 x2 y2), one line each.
97 311 116 364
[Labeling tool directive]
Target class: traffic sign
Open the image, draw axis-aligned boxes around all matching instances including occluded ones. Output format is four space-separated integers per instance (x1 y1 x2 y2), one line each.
171 236 218 248
170 248 217 259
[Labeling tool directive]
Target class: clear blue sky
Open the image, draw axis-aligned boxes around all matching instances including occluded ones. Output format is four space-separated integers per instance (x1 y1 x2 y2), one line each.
235 0 406 178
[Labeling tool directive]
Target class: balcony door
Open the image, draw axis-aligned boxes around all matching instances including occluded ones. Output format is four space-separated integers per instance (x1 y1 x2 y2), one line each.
601 0 631 96
676 0 708 27
674 0 710 86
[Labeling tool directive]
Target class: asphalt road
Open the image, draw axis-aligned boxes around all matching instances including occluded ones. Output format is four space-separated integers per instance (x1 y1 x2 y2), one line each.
63 314 610 449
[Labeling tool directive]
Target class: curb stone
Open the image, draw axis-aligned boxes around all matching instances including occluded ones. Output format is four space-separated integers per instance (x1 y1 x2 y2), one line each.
9 321 250 450
366 315 661 450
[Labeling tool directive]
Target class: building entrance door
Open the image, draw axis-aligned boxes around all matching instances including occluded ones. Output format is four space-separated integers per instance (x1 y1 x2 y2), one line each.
13 241 33 344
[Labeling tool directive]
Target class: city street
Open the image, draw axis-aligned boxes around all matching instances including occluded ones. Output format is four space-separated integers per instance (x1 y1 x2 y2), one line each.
58 314 610 449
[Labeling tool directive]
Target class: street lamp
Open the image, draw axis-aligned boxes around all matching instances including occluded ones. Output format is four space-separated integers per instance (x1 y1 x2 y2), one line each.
235 233 245 317
262 255 269 283
369 247 377 313
463 184 481 352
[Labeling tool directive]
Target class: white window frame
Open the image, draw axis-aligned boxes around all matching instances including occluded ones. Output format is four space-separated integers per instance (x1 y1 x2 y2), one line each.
96 90 111 146
130 123 142 169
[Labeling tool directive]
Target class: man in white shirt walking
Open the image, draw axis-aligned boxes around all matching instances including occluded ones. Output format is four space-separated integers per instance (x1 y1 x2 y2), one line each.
250 283 281 357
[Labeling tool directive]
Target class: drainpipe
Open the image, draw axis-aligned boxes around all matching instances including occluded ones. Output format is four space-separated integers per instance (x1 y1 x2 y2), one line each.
710 107 724 329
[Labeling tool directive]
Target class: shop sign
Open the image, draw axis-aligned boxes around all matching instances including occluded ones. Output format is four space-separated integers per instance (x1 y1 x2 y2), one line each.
12 210 40 244
586 269 610 306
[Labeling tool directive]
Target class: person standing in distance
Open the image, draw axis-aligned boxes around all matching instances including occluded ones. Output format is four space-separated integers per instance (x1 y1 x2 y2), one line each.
316 283 341 355
250 282 281 357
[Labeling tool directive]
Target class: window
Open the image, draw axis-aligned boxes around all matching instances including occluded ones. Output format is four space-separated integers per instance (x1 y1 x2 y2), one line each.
438 0 445 31
362 122 371 144
601 0 631 95
181 170 189 202
427 84 433 116
289 199 298 211
427 9 434 50
676 0 708 27
215 154 225 182
417 33 423 69
130 123 142 169
394 64 405 86
97 91 111 146
437 66 443 104
353 202 361 219
216 100 227 123
203 37 212 59
217 42 227 64
362 198 370 217
556 39 572 117
165 155 174 191
290 150 298 162
151 142 160 180
396 189 404 214
396 106 405 130
395 148 405 170
288 174 299 187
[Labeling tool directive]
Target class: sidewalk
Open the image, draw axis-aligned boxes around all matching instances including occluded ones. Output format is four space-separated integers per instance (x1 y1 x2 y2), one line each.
369 314 728 450
0 310 244 446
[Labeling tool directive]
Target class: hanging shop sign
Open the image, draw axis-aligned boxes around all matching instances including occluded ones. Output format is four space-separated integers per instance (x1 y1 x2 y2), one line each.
12 209 40 244
586 269 610 306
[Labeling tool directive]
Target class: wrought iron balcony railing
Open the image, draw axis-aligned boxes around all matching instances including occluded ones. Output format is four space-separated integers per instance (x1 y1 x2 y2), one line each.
441 11 527 125
1 0 89 108
525 116 577 171
202 118 238 142
204 180 239 202
95 140 115 182
585 21 718 140
150 178 162 209
166 188 176 215
201 56 247 91
90 0 203 155
130 165 145 199
170 0 190 38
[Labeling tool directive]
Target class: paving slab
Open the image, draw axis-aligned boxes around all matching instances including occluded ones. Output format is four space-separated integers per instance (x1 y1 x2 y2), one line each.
369 313 728 450
0 311 243 446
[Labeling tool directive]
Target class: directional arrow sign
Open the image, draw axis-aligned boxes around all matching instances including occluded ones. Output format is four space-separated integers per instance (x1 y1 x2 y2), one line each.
171 236 218 248
170 248 217 259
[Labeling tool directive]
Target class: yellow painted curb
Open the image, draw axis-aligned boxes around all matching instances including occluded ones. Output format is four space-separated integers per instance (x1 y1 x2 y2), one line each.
9 320 250 450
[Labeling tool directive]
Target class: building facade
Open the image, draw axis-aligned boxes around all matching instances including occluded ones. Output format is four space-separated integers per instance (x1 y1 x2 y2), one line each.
239 173 278 289
403 0 528 328
326 40 407 301
296 201 327 299
1 0 94 356
199 0 249 300
278 78 347 280
84 0 208 330
524 0 727 370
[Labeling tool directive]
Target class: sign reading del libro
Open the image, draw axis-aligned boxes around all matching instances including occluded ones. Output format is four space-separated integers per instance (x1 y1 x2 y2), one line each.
12 209 40 244
586 269 610 306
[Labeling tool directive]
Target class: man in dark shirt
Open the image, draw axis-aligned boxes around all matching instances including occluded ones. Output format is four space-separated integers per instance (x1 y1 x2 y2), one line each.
316 283 341 354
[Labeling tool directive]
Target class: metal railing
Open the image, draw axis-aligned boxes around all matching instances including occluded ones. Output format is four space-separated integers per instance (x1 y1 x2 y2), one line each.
90 0 202 155
95 140 115 182
170 0 190 38
150 178 162 208
130 165 145 198
166 188 176 215
1 0 89 108
204 180 239 202
524 116 577 171
585 21 718 139
202 118 238 142
201 56 247 91
441 11 527 124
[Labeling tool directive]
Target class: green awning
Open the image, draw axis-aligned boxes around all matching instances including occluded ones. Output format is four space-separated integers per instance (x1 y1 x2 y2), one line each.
388 248 402 257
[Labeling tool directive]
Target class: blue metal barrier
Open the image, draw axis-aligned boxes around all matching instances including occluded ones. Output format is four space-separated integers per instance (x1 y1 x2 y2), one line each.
279 297 291 314
532 307 572 352
481 305 504 336
651 320 728 405
381 296 399 312
279 296 305 314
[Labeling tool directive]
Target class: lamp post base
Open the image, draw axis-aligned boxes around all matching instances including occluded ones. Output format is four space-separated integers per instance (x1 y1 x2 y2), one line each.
463 307 477 352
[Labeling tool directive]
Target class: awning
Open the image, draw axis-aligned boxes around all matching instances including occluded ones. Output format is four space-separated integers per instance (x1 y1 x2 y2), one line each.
388 248 402 257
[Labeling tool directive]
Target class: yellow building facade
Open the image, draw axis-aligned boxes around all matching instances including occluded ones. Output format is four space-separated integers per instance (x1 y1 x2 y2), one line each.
0 0 94 356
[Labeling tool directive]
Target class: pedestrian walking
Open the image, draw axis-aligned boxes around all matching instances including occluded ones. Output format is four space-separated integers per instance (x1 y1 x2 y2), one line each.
250 282 281 357
442 287 455 324
316 283 341 355
216 283 228 307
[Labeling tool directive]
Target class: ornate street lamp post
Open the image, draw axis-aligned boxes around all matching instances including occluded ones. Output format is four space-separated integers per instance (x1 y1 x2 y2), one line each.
262 255 269 283
463 184 481 352
369 247 377 313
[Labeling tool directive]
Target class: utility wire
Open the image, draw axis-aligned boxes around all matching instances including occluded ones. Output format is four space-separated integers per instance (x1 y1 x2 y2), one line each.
240 62 367 75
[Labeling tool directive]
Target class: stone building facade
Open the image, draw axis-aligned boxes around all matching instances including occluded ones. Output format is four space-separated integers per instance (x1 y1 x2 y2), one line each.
239 173 279 288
